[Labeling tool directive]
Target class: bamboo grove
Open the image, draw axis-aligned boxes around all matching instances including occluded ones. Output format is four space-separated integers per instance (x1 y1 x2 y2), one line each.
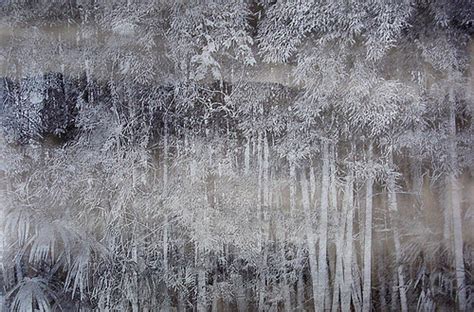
0 0 473 311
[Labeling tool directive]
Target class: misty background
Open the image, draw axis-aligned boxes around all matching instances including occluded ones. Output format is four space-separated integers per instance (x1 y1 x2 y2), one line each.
0 1 473 311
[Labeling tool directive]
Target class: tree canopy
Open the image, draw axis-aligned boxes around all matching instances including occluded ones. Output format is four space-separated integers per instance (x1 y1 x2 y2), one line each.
0 0 473 311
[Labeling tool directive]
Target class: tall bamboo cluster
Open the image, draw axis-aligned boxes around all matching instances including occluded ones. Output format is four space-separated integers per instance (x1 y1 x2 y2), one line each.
0 0 473 311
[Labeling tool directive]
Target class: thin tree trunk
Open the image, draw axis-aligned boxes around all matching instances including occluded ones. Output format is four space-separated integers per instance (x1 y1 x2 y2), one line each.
289 158 297 214
331 145 342 312
162 117 171 309
131 243 139 312
245 135 251 174
212 273 219 312
0 199 3 311
448 89 467 311
197 256 207 312
341 169 354 312
377 241 388 312
390 270 398 312
197 120 212 312
318 141 330 309
257 131 263 221
387 147 408 312
362 142 373 312
280 244 292 311
310 166 317 205
411 151 423 198
257 131 268 311
443 188 453 245
351 252 363 312
263 132 270 217
301 169 319 312
296 269 305 311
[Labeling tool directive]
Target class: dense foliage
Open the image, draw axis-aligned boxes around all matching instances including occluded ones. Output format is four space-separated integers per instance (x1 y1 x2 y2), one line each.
0 0 473 311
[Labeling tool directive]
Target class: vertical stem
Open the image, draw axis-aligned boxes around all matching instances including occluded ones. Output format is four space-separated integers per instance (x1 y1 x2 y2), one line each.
211 273 219 312
197 254 207 312
318 141 330 309
448 88 466 311
280 236 292 310
443 188 453 245
331 145 342 312
387 146 408 312
257 132 263 220
390 270 398 312
263 132 270 214
131 242 139 312
289 157 297 214
301 169 319 312
411 151 423 198
351 247 363 312
244 135 251 174
296 270 305 311
377 240 388 312
162 117 170 308
0 204 3 310
310 166 317 205
256 131 267 311
341 163 354 312
362 142 373 312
